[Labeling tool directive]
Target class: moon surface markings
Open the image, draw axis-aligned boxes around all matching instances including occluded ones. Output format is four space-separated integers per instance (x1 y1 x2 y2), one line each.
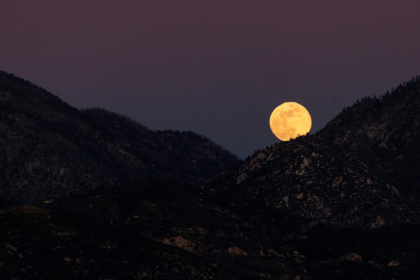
269 102 312 141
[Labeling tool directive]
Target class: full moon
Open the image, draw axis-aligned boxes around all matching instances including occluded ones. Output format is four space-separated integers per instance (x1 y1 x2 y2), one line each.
269 102 312 141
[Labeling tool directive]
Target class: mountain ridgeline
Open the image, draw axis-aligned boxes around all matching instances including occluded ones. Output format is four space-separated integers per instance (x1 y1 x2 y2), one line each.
319 76 420 198
1 70 420 279
212 76 420 229
213 135 412 228
0 70 239 204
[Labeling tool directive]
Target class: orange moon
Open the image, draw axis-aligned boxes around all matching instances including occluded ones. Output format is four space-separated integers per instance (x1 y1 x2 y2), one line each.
269 102 312 141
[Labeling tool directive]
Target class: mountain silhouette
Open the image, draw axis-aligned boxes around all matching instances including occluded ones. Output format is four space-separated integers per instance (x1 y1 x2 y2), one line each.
211 76 420 229
1 70 420 279
213 134 415 228
0 70 238 204
319 76 420 199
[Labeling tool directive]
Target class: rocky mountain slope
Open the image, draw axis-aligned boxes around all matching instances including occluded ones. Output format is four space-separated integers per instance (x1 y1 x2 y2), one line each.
319 76 420 198
212 134 415 229
0 71 238 204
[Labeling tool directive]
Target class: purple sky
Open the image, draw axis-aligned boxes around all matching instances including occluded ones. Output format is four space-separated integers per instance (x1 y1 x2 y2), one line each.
2 1 420 158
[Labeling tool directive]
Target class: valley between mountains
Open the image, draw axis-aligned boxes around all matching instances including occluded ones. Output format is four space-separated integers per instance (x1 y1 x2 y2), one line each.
1 70 420 279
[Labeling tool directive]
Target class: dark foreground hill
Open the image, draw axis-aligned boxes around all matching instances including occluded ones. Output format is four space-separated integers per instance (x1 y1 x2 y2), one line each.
0 70 238 204
1 180 419 279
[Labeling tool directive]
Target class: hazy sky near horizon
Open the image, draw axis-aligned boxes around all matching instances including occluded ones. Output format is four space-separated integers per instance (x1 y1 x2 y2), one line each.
1 1 420 158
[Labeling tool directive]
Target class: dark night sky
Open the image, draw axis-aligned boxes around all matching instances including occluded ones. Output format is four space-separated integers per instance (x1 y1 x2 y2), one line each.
1 1 420 158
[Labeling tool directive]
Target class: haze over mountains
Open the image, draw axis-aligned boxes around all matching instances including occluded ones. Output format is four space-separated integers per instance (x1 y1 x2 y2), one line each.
1 70 420 279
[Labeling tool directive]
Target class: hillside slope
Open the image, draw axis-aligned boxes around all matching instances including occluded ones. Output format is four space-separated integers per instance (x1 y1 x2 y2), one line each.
318 76 420 198
0 71 238 203
212 135 414 228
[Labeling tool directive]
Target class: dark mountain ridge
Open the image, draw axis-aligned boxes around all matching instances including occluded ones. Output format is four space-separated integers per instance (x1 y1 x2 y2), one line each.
0 70 238 204
1 70 420 279
209 76 420 229
319 76 420 198
212 134 416 229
